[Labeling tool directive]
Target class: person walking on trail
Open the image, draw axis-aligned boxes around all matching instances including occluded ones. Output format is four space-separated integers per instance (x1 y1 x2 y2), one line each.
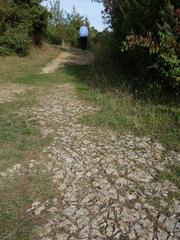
79 22 88 50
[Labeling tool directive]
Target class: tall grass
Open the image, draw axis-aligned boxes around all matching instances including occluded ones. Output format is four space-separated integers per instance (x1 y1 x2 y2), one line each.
65 65 180 151
67 63 180 188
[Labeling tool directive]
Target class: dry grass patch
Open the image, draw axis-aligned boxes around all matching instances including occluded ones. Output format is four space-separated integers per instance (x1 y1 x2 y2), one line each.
0 43 60 83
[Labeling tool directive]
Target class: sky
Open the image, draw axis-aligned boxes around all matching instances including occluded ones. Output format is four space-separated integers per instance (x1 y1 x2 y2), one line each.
42 0 105 31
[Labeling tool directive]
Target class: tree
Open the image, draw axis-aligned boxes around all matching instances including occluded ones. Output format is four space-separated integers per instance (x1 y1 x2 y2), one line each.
65 6 88 46
49 0 65 26
0 0 49 55
45 3 94 47
95 0 180 89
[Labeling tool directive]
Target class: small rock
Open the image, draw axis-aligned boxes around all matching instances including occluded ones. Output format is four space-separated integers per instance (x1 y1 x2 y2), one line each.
48 207 57 214
32 201 41 207
127 194 137 201
35 205 45 215
128 169 153 183
0 172 7 177
106 225 113 237
56 233 68 240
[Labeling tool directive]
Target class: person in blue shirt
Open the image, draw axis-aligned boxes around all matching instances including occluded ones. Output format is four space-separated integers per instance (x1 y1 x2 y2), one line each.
79 22 88 50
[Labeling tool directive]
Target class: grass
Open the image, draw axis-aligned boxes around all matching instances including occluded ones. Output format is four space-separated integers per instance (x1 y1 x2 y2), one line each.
155 164 180 190
0 44 179 238
68 64 180 189
64 65 180 151
0 173 56 240
0 96 42 171
18 61 177 152
0 43 60 83
0 44 59 239
0 91 56 239
16 70 74 86
0 44 179 152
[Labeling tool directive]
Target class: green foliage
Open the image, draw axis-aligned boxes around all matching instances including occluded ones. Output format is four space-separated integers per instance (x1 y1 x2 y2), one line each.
154 19 180 87
49 0 65 26
65 7 85 47
0 0 48 56
45 3 83 46
67 64 180 151
46 2 97 48
0 46 12 56
45 25 62 45
155 164 180 189
0 25 31 56
97 0 180 90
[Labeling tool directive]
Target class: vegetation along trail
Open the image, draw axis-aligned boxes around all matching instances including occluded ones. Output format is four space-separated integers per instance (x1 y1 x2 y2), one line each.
0 45 179 240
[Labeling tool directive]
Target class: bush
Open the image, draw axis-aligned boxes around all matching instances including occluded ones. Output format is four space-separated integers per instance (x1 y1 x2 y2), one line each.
45 26 62 45
0 46 12 56
0 0 48 56
97 0 180 91
1 26 31 56
65 25 79 47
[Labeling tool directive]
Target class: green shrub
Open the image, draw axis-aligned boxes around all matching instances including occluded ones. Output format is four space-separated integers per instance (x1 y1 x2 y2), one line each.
97 0 180 91
1 26 31 56
65 25 79 47
0 46 12 56
45 26 62 45
0 0 48 56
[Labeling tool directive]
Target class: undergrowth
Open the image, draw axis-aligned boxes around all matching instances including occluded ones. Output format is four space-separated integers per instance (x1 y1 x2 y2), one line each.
155 164 180 190
65 64 180 151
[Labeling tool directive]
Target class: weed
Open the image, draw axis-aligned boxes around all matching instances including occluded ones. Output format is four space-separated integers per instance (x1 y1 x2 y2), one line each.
155 164 180 189
0 173 55 240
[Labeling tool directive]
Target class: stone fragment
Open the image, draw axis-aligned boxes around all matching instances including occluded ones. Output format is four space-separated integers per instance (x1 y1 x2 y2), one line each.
35 205 45 215
79 226 90 238
128 169 153 183
32 201 41 207
121 207 140 223
56 233 68 240
48 207 57 214
157 229 169 239
106 225 113 237
127 194 137 201
63 206 76 217
20 79 180 240
0 172 7 177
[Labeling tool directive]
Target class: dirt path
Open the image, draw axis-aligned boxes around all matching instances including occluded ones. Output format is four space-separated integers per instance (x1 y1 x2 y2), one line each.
23 82 179 240
42 49 94 74
0 49 179 240
0 83 33 104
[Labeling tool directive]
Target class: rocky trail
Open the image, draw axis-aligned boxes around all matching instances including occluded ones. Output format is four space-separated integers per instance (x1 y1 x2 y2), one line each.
0 49 179 240
42 49 94 74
